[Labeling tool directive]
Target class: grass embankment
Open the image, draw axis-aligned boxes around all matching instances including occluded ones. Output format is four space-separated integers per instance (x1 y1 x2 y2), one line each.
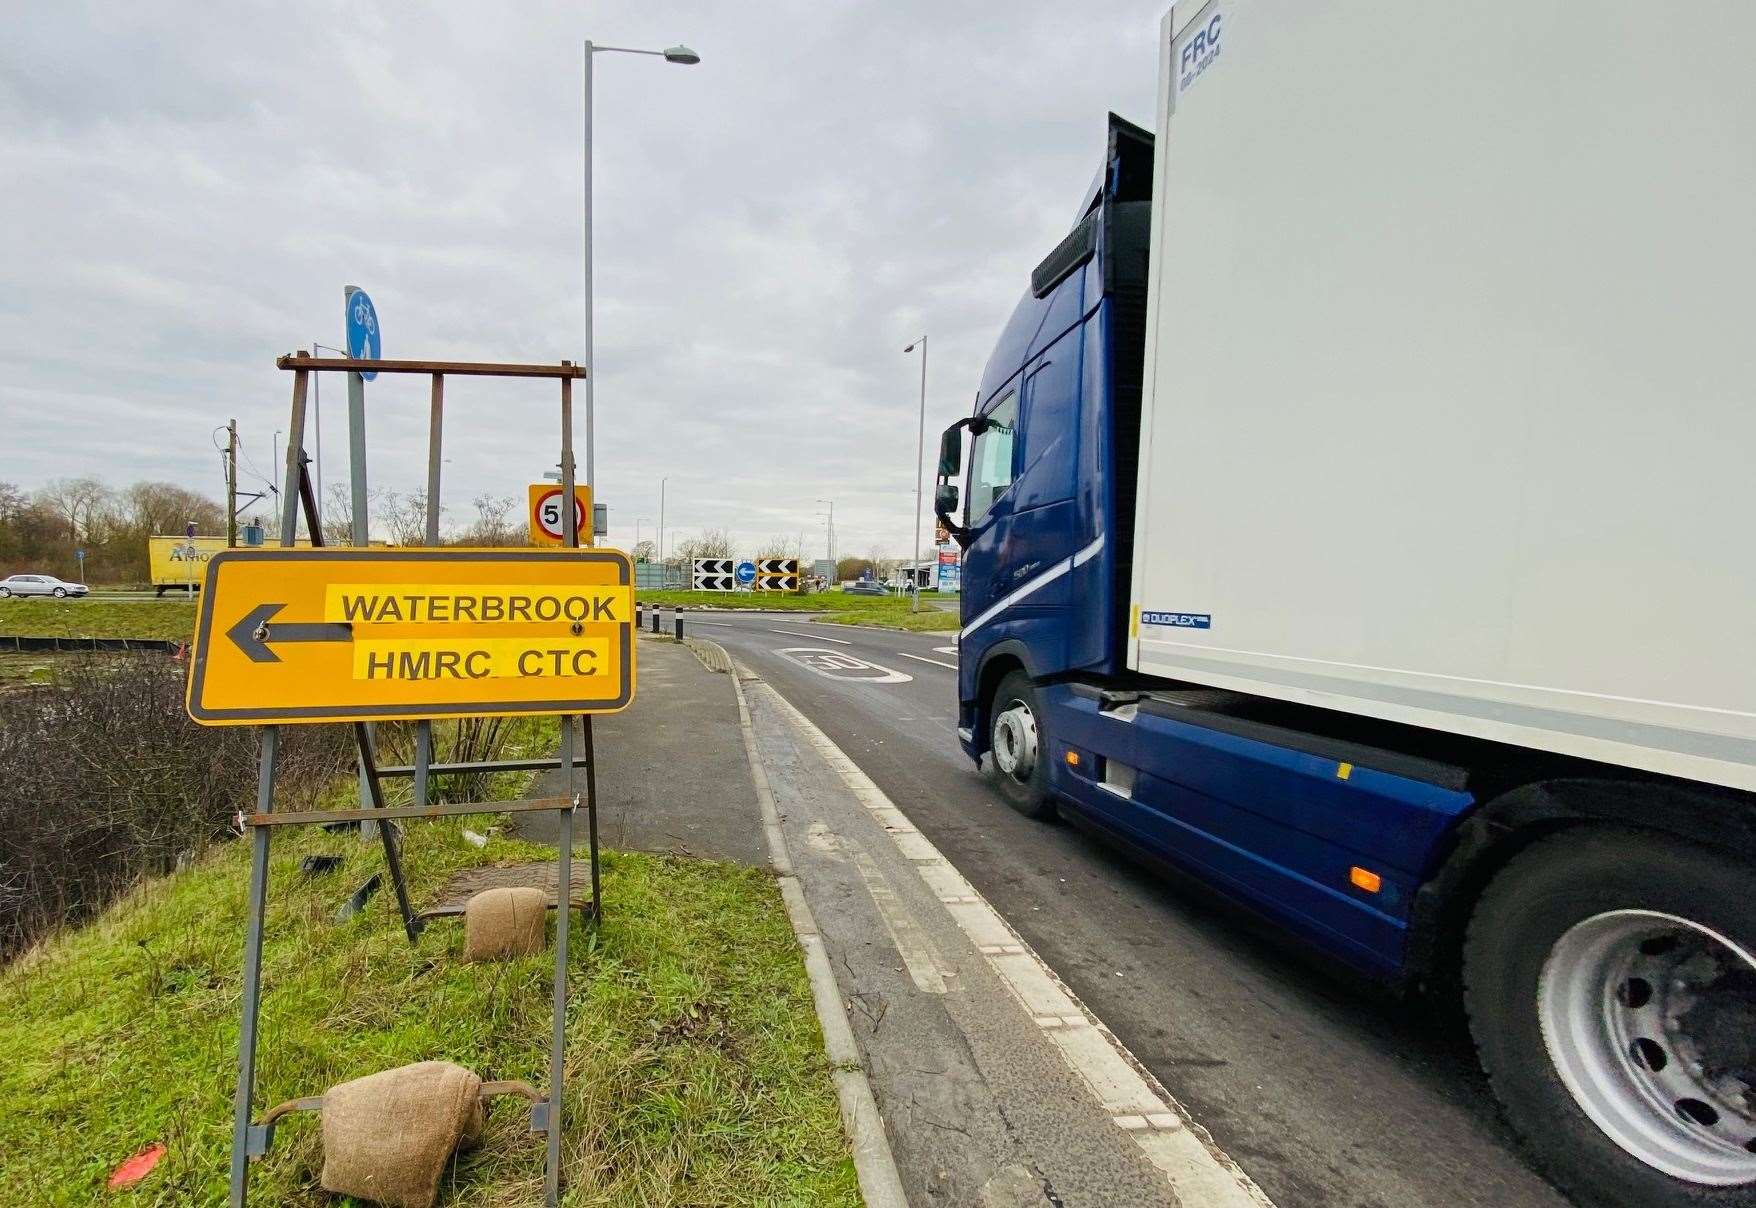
0 597 196 641
814 607 959 633
0 818 857 1204
639 590 960 633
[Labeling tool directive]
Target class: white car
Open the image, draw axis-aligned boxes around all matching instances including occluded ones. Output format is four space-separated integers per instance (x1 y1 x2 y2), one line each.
0 574 89 598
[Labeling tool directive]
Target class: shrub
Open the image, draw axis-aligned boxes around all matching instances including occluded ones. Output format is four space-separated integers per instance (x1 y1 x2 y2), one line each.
0 654 350 959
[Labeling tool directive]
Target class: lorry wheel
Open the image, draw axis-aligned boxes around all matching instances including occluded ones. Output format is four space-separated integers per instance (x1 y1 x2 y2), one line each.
988 670 1055 820
1464 828 1756 1207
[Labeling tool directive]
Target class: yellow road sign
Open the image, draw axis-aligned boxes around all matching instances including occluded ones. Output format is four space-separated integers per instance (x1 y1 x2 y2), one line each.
186 547 634 725
528 483 592 546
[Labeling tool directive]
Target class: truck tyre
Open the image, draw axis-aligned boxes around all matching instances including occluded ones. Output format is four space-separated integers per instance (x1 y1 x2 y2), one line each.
1463 828 1756 1207
988 670 1055 820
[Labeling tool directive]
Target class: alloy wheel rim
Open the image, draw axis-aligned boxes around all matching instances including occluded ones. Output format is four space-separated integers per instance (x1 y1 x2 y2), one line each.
992 698 1038 783
1538 908 1756 1185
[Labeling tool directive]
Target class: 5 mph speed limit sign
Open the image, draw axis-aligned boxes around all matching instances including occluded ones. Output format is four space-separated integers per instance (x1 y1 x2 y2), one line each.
528 484 593 546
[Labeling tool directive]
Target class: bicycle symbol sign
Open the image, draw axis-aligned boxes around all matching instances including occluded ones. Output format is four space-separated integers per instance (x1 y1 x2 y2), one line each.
345 287 381 380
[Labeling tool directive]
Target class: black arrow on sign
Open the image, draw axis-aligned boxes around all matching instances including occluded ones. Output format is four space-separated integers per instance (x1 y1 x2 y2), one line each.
226 603 353 664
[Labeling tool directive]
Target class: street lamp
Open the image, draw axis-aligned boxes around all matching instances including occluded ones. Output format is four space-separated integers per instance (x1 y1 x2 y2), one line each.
634 516 650 555
815 498 835 570
903 335 928 610
583 40 700 493
658 476 669 579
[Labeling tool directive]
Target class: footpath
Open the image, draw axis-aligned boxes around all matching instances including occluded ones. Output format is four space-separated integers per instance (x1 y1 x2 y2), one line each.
528 634 1271 1208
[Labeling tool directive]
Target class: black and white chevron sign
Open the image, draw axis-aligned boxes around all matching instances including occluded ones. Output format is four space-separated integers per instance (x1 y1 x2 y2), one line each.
692 558 737 591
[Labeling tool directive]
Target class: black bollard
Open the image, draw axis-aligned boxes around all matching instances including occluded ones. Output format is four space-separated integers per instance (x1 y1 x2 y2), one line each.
673 615 683 640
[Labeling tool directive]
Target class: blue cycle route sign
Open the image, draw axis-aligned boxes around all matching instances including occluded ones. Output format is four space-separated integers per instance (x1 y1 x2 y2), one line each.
735 560 757 586
345 287 381 380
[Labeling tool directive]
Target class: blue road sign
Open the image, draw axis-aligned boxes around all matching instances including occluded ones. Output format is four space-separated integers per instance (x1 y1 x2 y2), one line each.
735 560 757 586
345 287 381 380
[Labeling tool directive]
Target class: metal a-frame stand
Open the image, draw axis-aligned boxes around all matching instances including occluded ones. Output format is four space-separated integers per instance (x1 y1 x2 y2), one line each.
228 354 602 1208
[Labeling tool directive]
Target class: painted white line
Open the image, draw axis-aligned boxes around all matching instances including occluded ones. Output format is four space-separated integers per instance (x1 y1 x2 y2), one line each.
748 673 1275 1208
896 651 959 671
852 848 950 995
777 647 913 684
715 644 910 1208
772 627 851 644
933 646 959 658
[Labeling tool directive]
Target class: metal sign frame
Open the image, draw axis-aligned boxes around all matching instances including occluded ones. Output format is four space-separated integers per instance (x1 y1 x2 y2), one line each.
227 353 601 1208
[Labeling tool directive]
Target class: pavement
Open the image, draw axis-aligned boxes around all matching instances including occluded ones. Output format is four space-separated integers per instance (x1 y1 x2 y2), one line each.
515 635 765 865
512 615 1575 1207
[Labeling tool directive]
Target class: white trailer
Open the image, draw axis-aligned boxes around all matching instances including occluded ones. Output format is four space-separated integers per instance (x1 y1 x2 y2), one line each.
1129 2 1756 793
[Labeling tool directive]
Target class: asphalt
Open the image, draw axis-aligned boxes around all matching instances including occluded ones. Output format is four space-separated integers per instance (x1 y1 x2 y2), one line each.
516 635 765 864
676 610 1572 1208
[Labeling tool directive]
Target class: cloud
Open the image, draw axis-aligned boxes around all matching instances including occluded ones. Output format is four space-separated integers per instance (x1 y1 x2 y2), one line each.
0 0 1165 558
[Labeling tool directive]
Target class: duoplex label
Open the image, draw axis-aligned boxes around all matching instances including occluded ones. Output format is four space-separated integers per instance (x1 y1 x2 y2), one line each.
1142 610 1211 629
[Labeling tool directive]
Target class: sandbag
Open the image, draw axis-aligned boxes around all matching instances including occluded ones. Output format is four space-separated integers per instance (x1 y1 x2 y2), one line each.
319 1060 485 1208
462 886 547 962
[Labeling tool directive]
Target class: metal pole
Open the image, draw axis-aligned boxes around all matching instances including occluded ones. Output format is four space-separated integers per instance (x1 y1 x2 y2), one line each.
230 365 308 1207
911 336 927 610
226 419 239 548
413 375 444 817
312 343 322 512
583 42 596 491
343 291 377 839
658 476 667 575
546 371 580 1207
228 728 278 1207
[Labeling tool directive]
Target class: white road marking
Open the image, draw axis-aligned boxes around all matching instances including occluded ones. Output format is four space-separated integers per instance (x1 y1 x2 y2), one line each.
777 647 913 684
772 627 851 643
852 848 950 994
896 651 958 671
749 677 1276 1208
934 646 959 658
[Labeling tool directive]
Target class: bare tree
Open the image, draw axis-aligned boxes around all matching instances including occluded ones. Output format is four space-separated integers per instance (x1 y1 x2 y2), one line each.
754 533 805 561
459 492 519 546
120 481 224 537
35 477 111 543
379 488 438 546
630 539 656 563
671 527 736 567
321 482 388 546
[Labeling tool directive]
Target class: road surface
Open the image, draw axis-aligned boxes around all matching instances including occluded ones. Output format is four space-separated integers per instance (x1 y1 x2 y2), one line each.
682 609 1571 1208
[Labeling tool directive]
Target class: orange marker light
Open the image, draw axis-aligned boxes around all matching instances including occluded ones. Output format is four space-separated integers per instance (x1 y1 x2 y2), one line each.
1065 750 1081 767
1349 866 1382 894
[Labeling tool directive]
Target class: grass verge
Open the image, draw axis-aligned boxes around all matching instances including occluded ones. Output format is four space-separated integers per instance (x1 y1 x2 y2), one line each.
813 607 960 633
0 597 197 641
0 815 858 1205
639 590 960 632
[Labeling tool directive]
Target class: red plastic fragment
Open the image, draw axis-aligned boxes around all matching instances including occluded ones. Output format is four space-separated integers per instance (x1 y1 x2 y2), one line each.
107 1143 166 1189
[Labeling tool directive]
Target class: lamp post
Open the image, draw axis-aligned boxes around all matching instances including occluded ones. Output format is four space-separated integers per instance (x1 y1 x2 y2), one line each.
583 40 700 494
903 335 928 610
659 475 669 582
635 516 650 553
816 497 835 572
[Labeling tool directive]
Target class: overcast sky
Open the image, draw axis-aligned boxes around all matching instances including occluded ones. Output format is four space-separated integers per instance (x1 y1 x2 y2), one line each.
0 1 1165 561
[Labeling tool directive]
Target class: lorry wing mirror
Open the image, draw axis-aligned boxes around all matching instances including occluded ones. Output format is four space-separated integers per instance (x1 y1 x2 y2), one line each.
935 483 960 515
937 427 963 477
